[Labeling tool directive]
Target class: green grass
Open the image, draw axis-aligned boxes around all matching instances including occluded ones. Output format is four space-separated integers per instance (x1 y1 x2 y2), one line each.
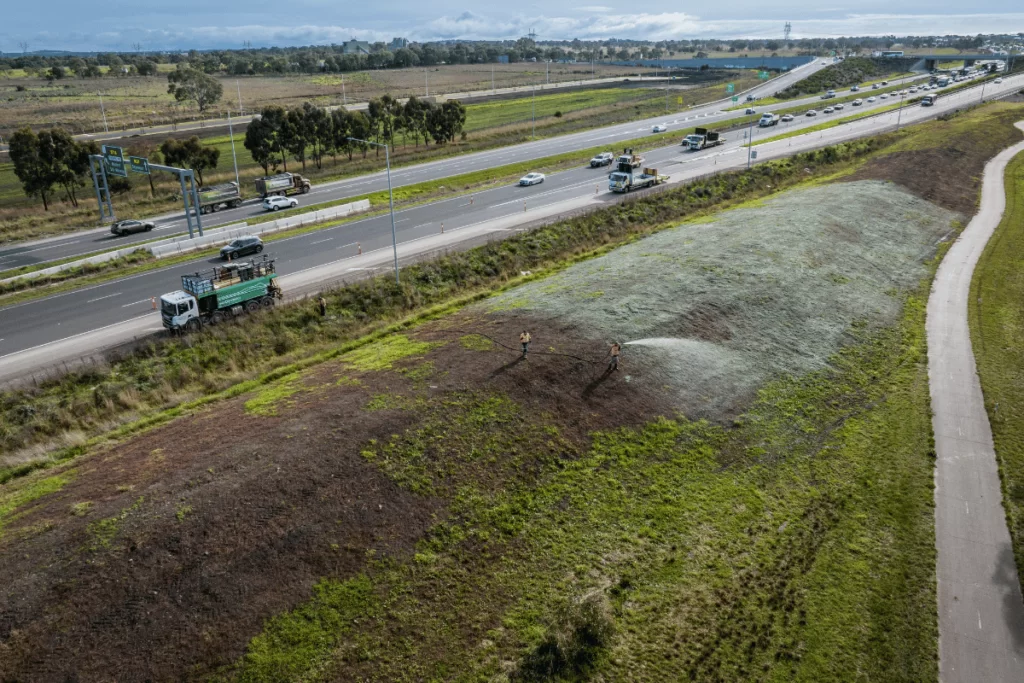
244 373 303 416
232 269 940 680
969 151 1024 591
0 470 75 534
462 87 663 132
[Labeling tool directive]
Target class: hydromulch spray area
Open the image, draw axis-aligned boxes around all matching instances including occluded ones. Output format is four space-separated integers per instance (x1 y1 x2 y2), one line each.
0 175 958 680
484 180 957 418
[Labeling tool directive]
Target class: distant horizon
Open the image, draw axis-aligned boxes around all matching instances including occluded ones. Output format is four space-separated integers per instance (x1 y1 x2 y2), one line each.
3 9 1023 54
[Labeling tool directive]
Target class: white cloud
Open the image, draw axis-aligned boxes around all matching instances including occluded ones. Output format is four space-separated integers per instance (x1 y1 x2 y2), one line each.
7 11 1024 51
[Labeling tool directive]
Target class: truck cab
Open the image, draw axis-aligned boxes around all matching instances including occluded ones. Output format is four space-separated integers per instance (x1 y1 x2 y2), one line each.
682 133 704 150
160 291 201 332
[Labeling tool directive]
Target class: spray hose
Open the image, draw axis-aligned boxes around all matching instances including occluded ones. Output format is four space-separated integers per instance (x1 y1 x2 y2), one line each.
448 330 606 365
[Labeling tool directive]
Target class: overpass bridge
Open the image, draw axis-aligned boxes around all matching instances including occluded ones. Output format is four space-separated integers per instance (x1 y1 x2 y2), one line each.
907 53 1012 71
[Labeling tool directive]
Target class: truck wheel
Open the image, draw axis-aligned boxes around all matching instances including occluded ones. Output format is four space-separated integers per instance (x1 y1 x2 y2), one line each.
302 185 310 194
211 311 225 325
244 300 260 313
232 200 241 208
186 318 201 333
260 296 275 309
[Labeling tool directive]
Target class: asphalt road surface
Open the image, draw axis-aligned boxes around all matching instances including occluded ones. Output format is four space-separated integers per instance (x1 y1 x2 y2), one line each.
0 61 846 271
0 72 1019 381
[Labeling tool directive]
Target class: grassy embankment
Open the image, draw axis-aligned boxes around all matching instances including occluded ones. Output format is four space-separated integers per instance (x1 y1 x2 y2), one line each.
775 57 919 99
0 136 893 480
969 150 1024 590
0 73 758 243
233 259 940 682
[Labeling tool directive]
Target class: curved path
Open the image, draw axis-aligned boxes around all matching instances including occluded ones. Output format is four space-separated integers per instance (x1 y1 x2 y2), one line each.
927 121 1024 682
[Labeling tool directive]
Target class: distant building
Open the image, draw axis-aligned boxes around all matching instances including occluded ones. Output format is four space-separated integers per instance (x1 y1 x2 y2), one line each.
497 54 509 64
388 37 408 51
873 50 905 58
341 39 371 55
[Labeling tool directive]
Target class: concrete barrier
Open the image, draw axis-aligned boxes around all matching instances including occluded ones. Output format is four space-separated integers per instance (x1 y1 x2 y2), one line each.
2 199 370 285
147 199 369 258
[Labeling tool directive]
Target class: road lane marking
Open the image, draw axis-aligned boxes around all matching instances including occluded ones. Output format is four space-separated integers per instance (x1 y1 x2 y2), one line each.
87 292 122 303
122 298 152 308
309 238 333 245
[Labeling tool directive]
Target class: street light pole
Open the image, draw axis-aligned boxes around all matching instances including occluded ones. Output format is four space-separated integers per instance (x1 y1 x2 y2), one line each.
349 137 400 284
227 109 241 190
98 92 109 133
746 116 755 169
532 84 536 138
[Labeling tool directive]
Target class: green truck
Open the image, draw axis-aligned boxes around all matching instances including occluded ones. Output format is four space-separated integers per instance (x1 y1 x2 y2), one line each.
197 181 243 214
160 257 282 332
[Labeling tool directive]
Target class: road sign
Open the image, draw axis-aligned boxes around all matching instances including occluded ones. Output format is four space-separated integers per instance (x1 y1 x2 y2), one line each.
726 83 735 93
758 71 770 80
129 156 150 174
102 145 127 178
732 96 739 102
677 96 683 104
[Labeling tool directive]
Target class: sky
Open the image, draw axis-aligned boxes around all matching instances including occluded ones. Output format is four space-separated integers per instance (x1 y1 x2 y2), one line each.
3 2 1024 53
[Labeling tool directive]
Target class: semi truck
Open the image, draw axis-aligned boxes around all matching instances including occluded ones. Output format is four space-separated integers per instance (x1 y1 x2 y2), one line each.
198 182 242 214
682 128 725 151
758 113 780 127
160 257 282 332
255 173 312 199
609 166 669 193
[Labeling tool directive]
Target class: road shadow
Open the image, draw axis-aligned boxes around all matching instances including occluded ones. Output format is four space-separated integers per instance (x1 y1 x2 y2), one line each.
993 544 1024 655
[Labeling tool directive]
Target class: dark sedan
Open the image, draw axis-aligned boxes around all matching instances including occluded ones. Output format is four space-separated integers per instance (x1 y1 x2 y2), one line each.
110 219 155 236
220 235 264 260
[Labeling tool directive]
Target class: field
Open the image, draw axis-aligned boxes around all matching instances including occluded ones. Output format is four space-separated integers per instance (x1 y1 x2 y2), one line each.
0 71 760 244
0 62 645 137
969 150 1024 590
2 104 1023 680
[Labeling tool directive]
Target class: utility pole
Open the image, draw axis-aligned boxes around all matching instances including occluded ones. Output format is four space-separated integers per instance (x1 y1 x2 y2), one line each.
348 137 399 284
227 110 240 190
236 80 242 112
98 92 109 133
532 83 536 138
896 90 906 131
425 69 429 97
746 116 756 169
341 74 346 105
492 64 495 93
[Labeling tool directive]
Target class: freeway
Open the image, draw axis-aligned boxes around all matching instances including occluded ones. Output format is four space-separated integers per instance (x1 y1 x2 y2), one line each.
0 61 840 271
0 71 1019 384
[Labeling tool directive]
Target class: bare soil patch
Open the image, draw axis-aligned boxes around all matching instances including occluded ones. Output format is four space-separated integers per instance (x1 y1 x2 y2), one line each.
0 317 674 680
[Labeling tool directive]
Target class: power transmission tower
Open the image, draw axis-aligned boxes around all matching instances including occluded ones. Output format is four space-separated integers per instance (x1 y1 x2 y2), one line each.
784 22 792 43
18 41 28 55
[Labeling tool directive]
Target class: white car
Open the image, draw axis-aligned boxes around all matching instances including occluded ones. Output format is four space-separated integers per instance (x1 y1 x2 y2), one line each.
805 109 818 117
879 93 888 100
833 103 844 110
652 124 668 133
823 107 834 114
262 196 298 211
852 98 863 106
867 96 877 102
519 172 545 186
909 87 917 93
850 85 860 92
780 114 794 122
995 77 1004 83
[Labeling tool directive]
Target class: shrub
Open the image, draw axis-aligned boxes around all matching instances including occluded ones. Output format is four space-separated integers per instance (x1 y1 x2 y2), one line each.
512 593 615 681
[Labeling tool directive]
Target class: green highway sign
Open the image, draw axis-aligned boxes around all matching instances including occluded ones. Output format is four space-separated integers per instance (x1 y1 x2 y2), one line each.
726 83 735 93
102 145 127 178
732 96 739 102
758 71 770 80
129 156 150 174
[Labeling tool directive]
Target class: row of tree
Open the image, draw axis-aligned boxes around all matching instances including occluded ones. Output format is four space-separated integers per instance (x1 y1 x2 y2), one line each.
243 97 467 174
8 129 98 210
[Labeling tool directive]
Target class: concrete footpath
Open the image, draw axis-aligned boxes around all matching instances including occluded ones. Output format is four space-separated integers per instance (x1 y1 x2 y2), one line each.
928 121 1024 682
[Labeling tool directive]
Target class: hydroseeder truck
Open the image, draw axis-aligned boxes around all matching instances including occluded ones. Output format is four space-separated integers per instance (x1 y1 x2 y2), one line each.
160 257 282 332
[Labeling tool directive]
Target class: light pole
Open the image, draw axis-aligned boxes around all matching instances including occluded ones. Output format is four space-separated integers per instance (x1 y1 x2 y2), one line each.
532 84 536 138
895 90 906 131
979 77 987 104
236 80 243 112
227 109 241 190
348 137 400 284
98 92 109 133
746 116 755 169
